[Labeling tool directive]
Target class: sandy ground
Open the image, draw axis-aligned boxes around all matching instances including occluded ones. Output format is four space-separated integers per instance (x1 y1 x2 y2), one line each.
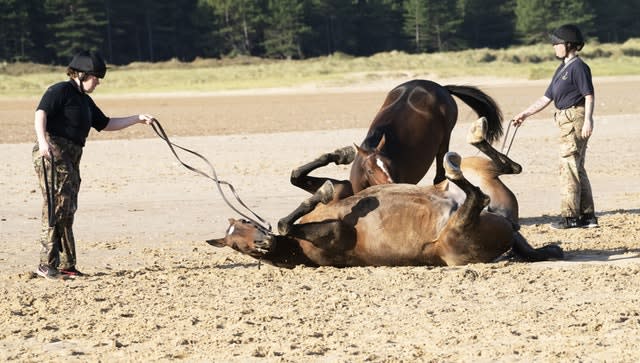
1 76 640 362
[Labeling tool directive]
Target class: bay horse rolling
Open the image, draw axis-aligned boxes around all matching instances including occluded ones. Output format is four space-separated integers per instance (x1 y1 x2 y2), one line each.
350 79 504 193
207 118 562 268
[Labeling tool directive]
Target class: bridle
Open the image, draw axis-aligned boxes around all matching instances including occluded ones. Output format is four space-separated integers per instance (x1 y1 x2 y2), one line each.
150 118 272 234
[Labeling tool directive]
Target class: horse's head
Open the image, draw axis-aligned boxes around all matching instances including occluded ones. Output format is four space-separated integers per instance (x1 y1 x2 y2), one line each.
354 134 394 187
206 218 275 259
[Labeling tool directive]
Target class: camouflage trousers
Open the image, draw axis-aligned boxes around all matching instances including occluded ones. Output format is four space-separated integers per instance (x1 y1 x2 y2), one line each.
33 136 83 269
555 105 594 218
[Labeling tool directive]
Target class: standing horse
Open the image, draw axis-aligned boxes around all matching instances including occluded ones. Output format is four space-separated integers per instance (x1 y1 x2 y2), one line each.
350 79 504 193
207 118 562 268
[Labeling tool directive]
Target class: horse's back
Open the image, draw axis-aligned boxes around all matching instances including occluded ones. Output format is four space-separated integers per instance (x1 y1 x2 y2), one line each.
375 79 458 128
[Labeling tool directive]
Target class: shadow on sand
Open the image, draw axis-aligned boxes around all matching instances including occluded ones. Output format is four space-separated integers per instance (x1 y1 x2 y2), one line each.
520 208 640 265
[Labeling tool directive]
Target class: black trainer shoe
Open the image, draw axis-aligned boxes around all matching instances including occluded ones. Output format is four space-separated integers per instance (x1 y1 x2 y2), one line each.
60 266 85 278
36 264 60 279
580 214 599 228
550 217 581 230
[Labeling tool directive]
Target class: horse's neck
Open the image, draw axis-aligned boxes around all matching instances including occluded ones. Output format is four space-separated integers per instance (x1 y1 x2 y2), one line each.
265 235 317 268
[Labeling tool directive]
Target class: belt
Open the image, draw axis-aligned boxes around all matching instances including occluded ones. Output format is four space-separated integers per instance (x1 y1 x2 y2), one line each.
559 103 585 111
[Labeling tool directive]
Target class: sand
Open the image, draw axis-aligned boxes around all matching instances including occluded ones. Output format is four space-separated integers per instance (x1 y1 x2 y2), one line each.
1 76 639 362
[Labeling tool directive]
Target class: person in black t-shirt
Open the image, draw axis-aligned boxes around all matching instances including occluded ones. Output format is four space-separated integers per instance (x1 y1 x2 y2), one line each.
33 50 156 279
512 24 598 230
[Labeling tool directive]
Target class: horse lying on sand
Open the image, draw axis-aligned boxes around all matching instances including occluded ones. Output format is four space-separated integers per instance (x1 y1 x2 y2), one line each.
206 118 563 268
349 79 504 193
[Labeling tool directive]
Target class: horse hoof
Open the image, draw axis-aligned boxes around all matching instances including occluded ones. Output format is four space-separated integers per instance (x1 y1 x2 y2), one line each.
277 219 291 235
317 180 335 204
444 152 463 180
466 117 487 144
334 146 356 165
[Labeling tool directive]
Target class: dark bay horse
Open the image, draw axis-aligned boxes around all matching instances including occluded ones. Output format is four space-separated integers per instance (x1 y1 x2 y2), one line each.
350 79 504 193
206 119 562 268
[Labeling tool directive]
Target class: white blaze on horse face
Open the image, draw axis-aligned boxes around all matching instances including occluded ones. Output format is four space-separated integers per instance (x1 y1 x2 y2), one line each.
375 156 393 182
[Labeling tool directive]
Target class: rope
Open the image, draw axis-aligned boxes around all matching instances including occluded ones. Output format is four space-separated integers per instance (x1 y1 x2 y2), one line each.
42 155 56 227
501 121 519 156
149 119 272 233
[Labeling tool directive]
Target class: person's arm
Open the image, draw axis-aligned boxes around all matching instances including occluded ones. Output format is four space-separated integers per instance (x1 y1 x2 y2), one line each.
103 114 155 131
34 109 52 158
512 95 552 126
582 94 594 138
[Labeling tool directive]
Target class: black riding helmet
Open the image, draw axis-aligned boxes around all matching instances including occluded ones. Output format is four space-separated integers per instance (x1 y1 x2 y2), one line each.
550 24 584 51
68 50 107 79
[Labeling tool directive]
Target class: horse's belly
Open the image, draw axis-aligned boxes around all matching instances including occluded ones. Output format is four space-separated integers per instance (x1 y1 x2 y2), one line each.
350 187 457 265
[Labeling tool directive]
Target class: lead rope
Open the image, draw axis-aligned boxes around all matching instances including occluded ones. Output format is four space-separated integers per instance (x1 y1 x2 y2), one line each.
149 118 272 233
42 155 56 227
501 121 519 156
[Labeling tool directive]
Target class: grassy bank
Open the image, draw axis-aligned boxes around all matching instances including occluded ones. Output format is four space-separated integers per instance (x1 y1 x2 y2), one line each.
2 39 639 97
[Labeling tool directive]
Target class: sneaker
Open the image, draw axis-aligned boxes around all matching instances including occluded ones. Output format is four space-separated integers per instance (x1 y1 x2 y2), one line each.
550 217 581 230
59 266 85 278
36 264 60 279
580 214 599 228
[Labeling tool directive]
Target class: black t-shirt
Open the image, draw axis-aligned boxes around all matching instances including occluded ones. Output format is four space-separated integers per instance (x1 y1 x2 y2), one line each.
36 80 110 146
544 57 594 110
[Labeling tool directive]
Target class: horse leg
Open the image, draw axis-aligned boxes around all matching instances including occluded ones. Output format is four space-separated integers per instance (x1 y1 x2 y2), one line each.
436 152 513 265
444 152 490 226
511 231 564 261
467 117 521 175
290 146 355 196
278 180 335 235
433 138 450 185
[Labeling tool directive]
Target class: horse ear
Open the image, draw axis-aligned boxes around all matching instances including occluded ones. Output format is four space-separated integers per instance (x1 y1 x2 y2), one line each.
206 238 226 247
354 143 367 157
375 134 386 152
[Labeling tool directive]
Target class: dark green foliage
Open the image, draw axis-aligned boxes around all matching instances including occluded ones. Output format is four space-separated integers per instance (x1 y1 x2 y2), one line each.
0 0 639 65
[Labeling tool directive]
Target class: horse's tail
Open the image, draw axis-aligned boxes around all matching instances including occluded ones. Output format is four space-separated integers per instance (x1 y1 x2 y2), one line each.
444 85 504 144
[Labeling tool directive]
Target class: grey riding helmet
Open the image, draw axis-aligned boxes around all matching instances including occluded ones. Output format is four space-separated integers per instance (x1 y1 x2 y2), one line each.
68 50 107 79
550 24 584 51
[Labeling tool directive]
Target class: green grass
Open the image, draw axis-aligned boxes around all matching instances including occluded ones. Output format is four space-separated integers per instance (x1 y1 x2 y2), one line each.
2 39 639 98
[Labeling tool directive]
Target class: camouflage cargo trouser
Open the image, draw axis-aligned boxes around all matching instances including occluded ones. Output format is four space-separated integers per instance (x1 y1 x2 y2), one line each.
33 136 83 270
555 105 594 218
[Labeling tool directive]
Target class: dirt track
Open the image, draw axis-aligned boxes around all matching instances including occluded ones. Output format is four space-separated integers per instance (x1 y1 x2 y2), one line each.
1 76 640 361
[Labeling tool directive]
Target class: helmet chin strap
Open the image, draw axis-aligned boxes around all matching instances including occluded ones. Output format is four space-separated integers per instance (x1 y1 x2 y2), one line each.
555 43 574 61
77 72 88 93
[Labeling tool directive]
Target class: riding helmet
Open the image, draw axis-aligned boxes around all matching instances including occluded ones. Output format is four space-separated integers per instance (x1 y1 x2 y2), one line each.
549 24 584 50
68 50 107 78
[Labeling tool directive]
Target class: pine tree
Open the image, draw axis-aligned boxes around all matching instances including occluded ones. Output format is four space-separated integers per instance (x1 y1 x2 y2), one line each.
403 0 429 52
403 0 463 52
263 0 309 59
45 0 108 61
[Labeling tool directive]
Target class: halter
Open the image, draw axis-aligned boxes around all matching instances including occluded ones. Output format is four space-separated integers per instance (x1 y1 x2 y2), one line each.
150 118 272 234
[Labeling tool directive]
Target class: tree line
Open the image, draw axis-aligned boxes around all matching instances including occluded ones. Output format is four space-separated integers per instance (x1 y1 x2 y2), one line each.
1 0 639 65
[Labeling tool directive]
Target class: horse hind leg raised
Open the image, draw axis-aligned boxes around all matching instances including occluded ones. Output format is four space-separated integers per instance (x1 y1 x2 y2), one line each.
443 152 491 225
444 140 564 262
435 152 513 265
467 117 522 175
462 117 523 225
